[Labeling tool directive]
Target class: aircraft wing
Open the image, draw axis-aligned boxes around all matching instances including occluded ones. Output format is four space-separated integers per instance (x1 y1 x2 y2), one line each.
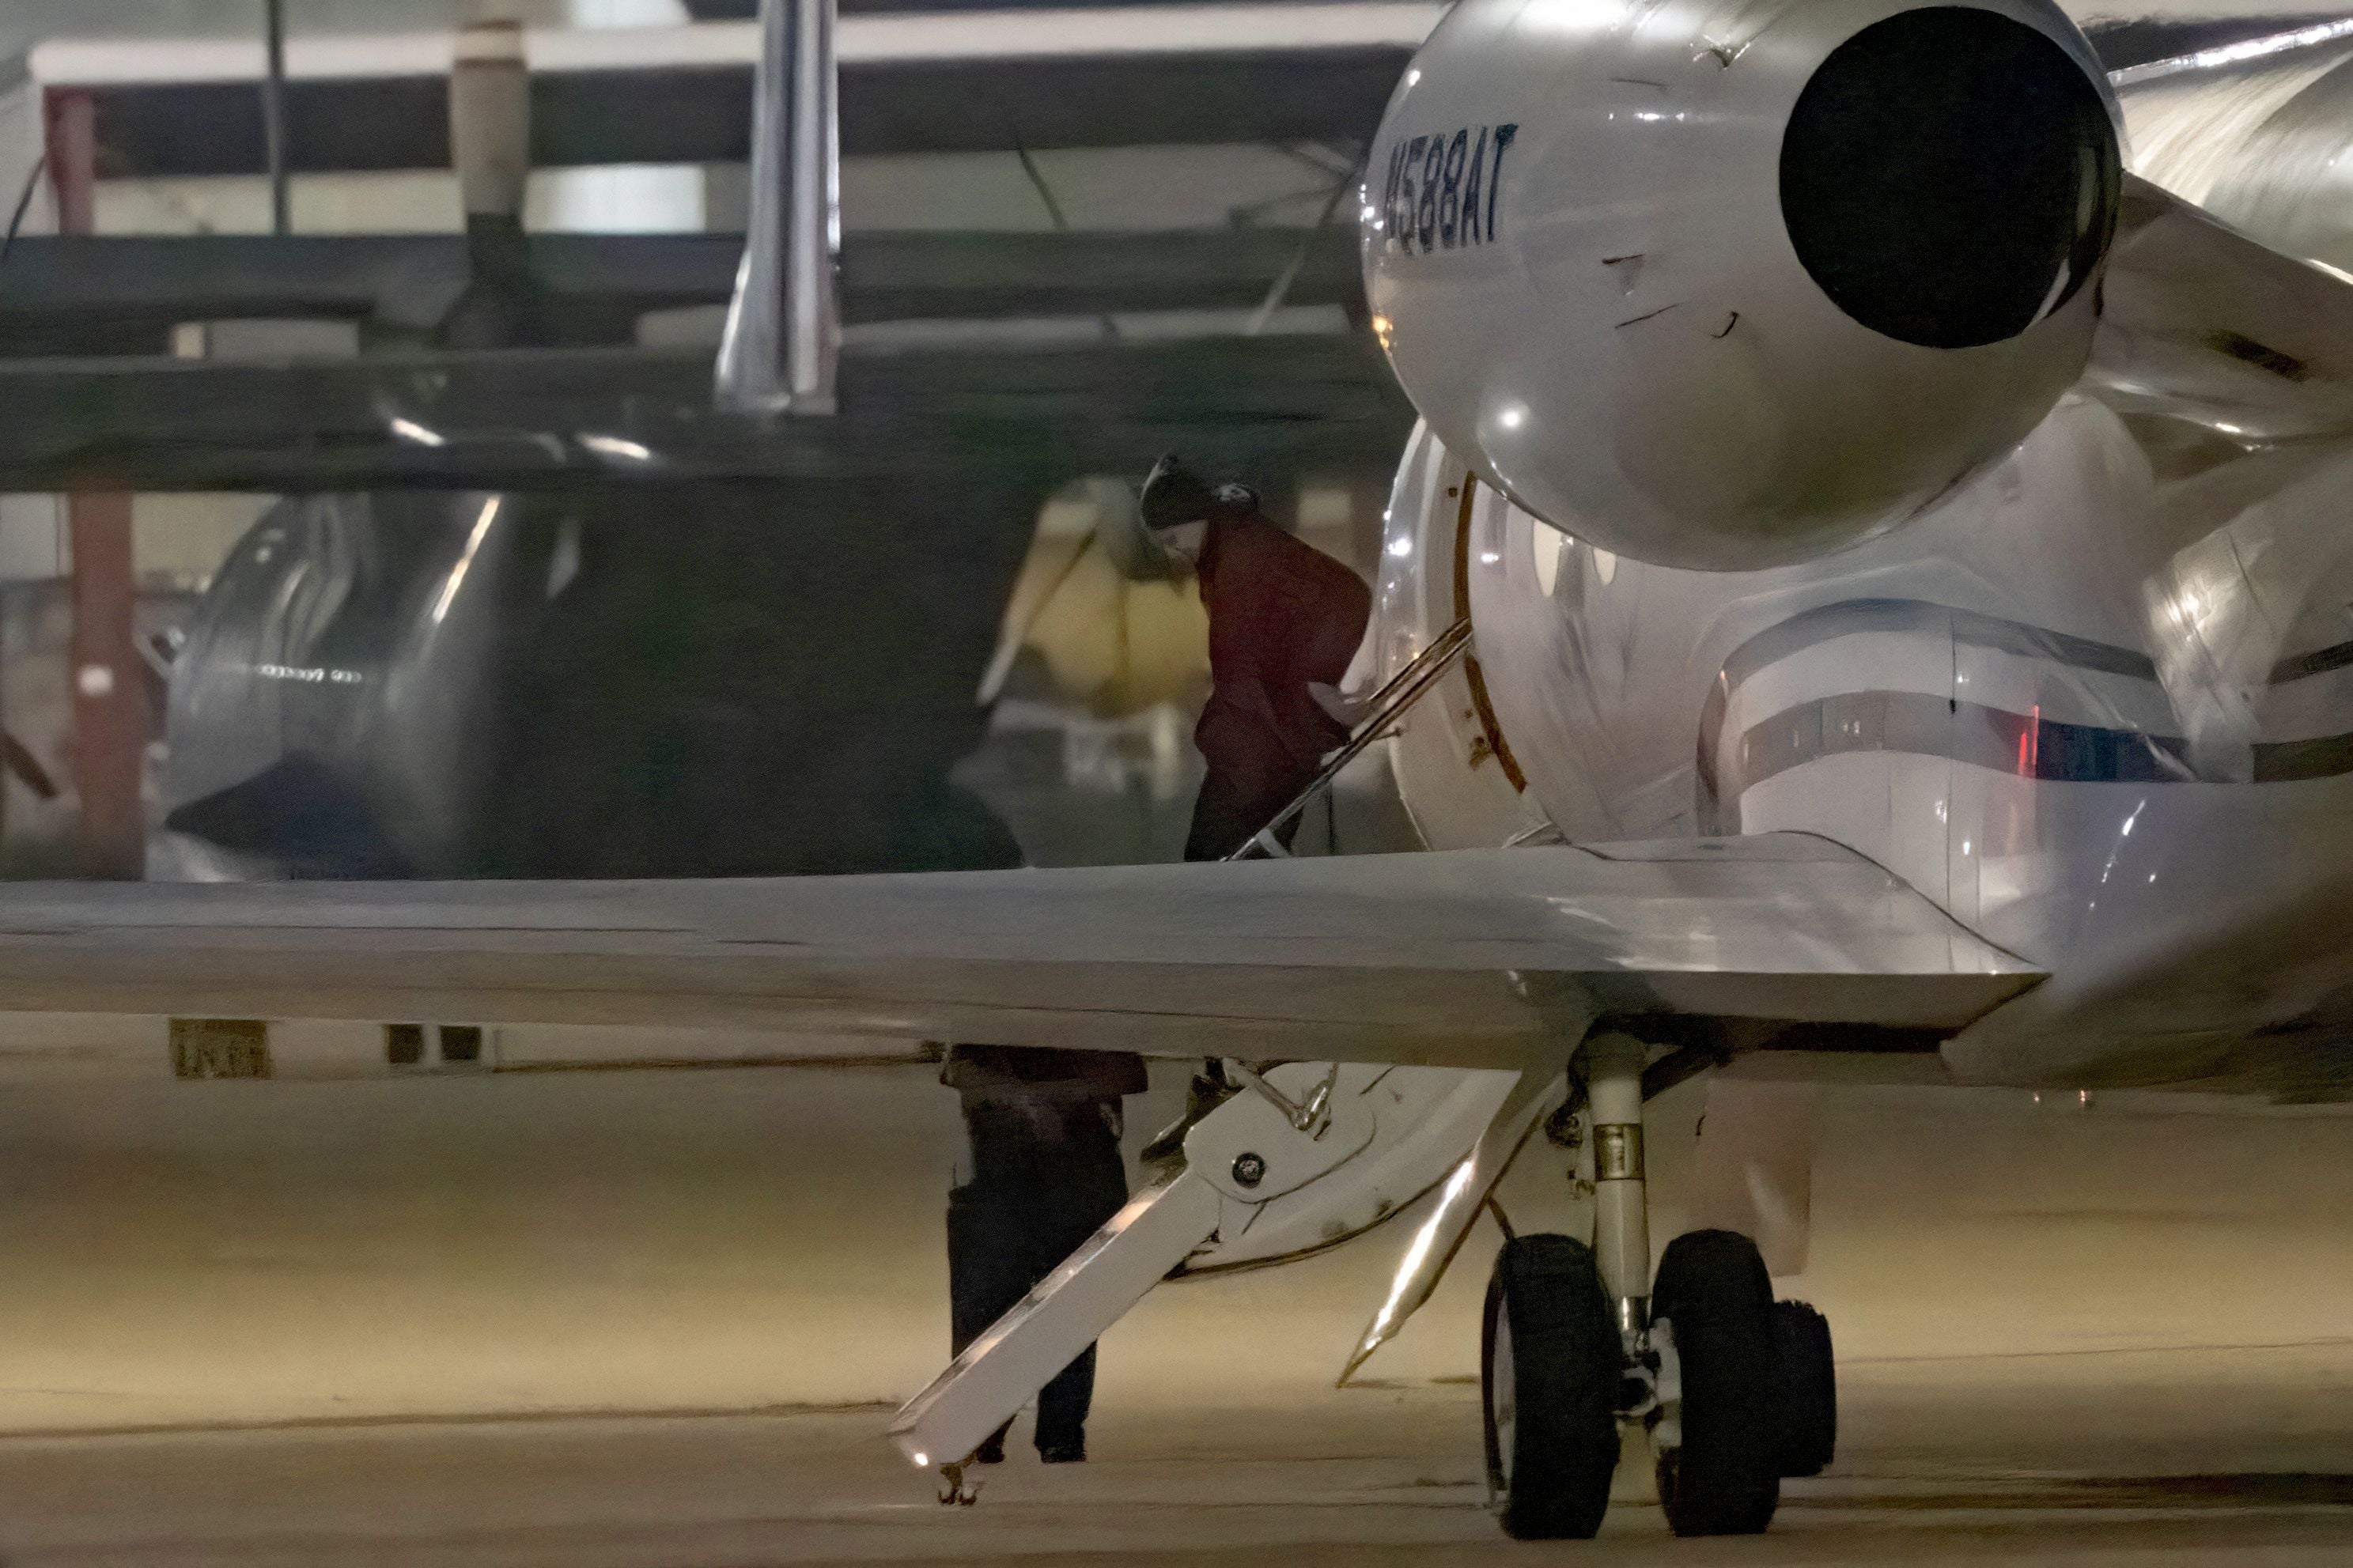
0 835 2035 1075
1945 856 2353 1096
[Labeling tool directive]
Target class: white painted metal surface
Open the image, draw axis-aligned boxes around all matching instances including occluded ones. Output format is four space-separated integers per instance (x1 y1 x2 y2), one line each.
1188 1064 1382 1205
1378 177 2353 1094
1586 1033 1649 1323
0 839 2037 1079
1367 420 1552 851
889 1169 1224 1470
1184 1064 1521 1273
1341 1066 1561 1380
1360 0 2112 569
894 1059 1524 1461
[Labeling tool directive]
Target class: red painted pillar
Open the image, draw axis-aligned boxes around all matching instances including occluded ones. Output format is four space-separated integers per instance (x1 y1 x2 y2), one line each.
47 88 148 877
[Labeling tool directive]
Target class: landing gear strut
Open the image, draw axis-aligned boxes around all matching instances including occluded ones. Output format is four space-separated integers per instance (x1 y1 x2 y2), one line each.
1477 1032 1820 1539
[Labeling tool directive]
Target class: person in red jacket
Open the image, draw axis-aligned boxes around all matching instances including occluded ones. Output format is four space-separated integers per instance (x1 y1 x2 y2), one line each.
1139 455 1374 861
1134 456 1374 1169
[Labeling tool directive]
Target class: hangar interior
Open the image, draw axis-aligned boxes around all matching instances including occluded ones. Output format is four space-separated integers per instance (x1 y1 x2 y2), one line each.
0 0 1424 881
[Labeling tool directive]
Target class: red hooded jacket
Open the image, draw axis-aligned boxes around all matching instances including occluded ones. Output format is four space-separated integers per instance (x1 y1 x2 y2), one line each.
1191 514 1372 794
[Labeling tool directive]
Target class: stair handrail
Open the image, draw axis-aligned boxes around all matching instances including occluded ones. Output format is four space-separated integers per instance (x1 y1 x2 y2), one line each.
1224 614 1475 861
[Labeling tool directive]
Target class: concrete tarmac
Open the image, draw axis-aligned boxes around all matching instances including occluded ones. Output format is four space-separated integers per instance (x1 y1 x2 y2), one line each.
0 1022 2348 1563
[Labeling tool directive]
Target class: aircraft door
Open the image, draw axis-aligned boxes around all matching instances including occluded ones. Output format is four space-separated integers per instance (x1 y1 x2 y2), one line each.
1370 423 1552 848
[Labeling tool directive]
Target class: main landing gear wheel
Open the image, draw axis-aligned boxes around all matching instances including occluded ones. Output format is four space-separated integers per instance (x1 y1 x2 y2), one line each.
1652 1229 1780 1536
1481 1234 1620 1540
1772 1299 1837 1478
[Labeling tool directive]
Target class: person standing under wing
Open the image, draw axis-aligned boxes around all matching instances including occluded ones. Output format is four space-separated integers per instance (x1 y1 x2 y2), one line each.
943 1044 1148 1464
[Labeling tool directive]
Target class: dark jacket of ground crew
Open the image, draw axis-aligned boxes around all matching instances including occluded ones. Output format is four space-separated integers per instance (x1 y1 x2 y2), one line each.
1185 512 1373 860
941 1045 1147 1460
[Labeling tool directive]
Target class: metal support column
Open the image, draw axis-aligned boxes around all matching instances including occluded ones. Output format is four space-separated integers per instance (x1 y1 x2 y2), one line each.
715 0 840 414
45 89 147 878
262 0 291 236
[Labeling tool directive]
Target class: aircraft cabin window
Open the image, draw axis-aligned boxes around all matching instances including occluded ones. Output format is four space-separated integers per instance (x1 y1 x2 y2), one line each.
385 1023 425 1066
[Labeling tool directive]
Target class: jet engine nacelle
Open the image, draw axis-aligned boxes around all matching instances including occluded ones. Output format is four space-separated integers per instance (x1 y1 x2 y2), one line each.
1362 0 2122 571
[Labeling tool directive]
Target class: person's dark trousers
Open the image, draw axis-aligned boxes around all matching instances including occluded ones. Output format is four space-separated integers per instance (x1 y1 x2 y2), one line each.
1166 769 1304 1169
945 1180 1027 1459
1183 768 1307 861
948 1105 1132 1457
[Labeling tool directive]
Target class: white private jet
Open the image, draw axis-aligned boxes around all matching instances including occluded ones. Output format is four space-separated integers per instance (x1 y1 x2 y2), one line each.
9 0 2353 1543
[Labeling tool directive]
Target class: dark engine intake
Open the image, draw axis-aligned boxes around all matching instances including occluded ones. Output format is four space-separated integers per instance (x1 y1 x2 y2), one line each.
1362 0 2122 571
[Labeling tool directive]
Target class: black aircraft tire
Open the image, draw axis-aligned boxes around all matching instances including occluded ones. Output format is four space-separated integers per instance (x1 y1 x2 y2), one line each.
1772 1299 1837 1477
1481 1234 1621 1540
1653 1229 1781 1536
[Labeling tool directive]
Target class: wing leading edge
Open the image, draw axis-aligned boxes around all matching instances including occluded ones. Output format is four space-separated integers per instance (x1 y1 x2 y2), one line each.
0 835 2036 1069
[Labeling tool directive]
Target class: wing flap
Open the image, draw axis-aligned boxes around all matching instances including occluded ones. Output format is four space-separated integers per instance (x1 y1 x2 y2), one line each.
1945 859 2353 1095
